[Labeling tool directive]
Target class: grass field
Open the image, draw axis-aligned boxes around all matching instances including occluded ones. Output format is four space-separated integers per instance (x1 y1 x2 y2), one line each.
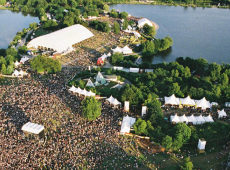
34 27 57 38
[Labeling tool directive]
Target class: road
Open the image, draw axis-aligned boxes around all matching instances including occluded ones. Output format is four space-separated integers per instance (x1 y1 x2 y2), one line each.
15 29 33 50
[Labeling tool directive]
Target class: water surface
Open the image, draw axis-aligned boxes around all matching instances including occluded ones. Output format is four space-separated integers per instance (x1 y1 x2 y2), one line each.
110 4 230 64
0 10 39 49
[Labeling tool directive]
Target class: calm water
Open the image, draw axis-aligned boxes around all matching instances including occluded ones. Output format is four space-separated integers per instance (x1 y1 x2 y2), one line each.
110 4 230 64
0 10 39 49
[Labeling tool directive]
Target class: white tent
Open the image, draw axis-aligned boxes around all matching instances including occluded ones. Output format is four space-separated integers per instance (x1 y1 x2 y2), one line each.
107 95 114 103
21 122 44 135
196 97 210 110
187 114 198 125
133 31 141 38
14 61 21 67
195 115 206 124
180 96 195 106
138 18 153 28
112 46 122 53
86 78 95 87
112 98 121 105
96 71 104 82
170 114 181 124
27 24 94 53
12 70 19 77
19 70 24 76
75 87 82 94
89 90 96 96
179 114 189 124
107 52 111 57
69 85 76 92
165 94 180 105
80 88 87 96
198 139 206 150
218 109 227 118
203 115 214 123
120 115 136 134
122 45 132 54
20 56 30 64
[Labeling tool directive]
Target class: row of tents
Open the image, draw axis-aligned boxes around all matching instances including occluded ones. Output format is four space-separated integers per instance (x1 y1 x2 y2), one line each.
170 114 214 125
165 94 218 110
112 46 133 55
69 86 96 97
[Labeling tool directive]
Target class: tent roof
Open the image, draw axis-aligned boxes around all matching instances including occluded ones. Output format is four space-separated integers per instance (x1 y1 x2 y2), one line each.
187 114 197 123
196 97 210 109
69 85 76 92
138 18 153 27
94 81 100 86
203 115 214 122
198 139 206 150
120 115 136 134
27 24 94 53
179 114 189 122
170 114 180 123
165 94 180 105
96 71 104 82
218 109 227 116
86 78 95 87
195 115 206 122
180 96 195 105
107 95 114 103
21 122 44 134
112 46 122 53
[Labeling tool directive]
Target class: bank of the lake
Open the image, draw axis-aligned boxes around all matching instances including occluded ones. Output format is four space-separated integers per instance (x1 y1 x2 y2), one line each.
0 9 39 49
110 4 230 64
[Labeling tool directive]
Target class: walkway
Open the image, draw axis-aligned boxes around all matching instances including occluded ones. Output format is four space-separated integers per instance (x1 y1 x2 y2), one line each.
15 29 33 50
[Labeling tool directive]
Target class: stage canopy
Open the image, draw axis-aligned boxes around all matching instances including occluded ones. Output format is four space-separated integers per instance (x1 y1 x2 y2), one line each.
196 97 210 109
27 24 94 53
180 96 195 106
120 115 136 134
170 114 180 124
187 114 197 125
218 109 227 118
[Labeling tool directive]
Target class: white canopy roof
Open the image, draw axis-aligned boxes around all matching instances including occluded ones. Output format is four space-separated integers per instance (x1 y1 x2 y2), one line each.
138 18 153 28
80 88 87 96
75 87 82 93
203 115 214 123
218 109 227 118
27 24 94 53
180 96 195 105
21 122 44 135
107 95 114 103
14 61 21 67
196 97 210 109
198 139 206 150
165 94 180 105
100 53 108 60
20 56 30 64
122 45 132 54
69 85 76 92
112 98 121 105
12 70 19 76
170 114 180 124
179 114 189 124
187 114 197 125
86 78 95 87
120 115 136 134
96 71 104 82
195 115 206 124
112 46 122 53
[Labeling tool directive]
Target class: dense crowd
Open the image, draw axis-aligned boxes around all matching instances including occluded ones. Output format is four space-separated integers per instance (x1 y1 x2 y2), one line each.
0 67 149 169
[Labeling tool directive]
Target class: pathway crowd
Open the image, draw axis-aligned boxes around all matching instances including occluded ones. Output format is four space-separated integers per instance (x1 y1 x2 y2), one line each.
0 67 148 169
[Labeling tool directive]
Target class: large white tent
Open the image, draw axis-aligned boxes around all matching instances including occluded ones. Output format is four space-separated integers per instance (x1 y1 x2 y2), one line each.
180 96 195 106
165 94 180 105
218 109 227 118
122 45 133 54
120 115 136 134
96 71 104 82
179 114 189 124
138 18 153 28
187 114 198 125
27 24 94 53
86 78 95 87
195 115 206 124
106 95 121 105
196 97 210 110
170 114 180 124
21 122 44 135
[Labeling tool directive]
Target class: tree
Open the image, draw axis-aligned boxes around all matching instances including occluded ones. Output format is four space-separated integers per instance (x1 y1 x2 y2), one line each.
122 19 129 30
103 4 110 12
6 55 14 65
18 45 28 54
110 9 118 18
0 0 6 5
174 123 191 143
43 20 58 30
81 96 101 121
120 11 128 19
29 22 37 30
113 21 120 34
6 48 17 57
111 52 123 64
6 64 14 75
162 135 173 150
143 24 156 37
181 157 193 170
133 118 147 135
1 64 6 75
142 40 155 58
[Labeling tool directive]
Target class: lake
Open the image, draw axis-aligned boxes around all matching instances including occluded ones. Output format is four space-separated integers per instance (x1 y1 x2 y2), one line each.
110 4 230 64
0 10 39 49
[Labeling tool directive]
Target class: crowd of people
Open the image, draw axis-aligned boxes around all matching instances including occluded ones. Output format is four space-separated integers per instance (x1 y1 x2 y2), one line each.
0 66 152 169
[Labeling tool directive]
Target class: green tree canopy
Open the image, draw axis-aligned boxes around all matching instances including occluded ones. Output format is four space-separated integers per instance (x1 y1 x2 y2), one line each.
113 21 120 34
111 52 123 64
134 118 147 135
181 157 193 170
162 135 173 150
81 96 101 121
143 24 156 37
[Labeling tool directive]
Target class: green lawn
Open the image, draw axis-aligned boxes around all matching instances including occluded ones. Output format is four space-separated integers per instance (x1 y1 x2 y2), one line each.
34 28 56 38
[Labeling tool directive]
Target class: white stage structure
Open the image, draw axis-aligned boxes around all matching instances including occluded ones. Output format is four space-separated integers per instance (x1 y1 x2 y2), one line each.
120 115 136 135
142 106 147 116
21 122 44 135
164 94 180 105
124 101 129 112
198 139 206 153
218 109 227 118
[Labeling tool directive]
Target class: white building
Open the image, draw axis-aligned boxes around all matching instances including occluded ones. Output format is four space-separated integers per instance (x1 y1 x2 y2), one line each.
138 18 153 28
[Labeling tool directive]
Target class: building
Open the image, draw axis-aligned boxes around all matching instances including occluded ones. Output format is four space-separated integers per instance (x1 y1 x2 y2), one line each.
27 24 94 53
